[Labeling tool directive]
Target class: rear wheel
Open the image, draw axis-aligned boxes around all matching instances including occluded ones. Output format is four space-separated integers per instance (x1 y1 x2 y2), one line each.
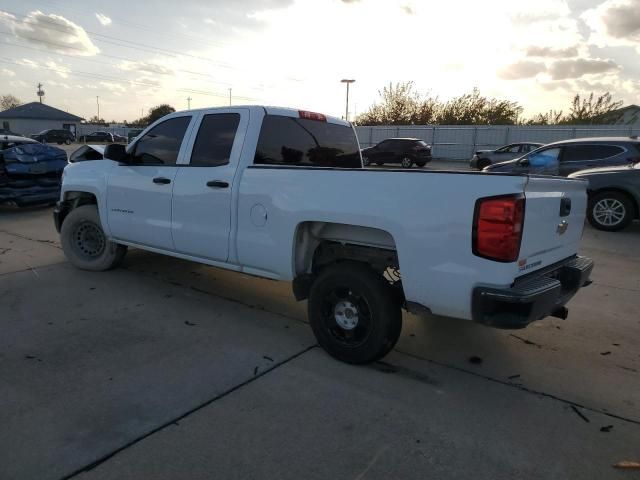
587 191 634 231
64 139 72 145
308 262 402 364
401 157 413 168
61 205 127 271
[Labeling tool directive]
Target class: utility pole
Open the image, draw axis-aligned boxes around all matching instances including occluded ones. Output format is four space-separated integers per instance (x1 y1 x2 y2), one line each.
187 96 192 110
340 79 355 122
228 88 232 106
37 83 45 103
96 96 100 121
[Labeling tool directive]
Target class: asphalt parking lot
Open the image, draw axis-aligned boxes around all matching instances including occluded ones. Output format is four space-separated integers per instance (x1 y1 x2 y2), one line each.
1 174 640 479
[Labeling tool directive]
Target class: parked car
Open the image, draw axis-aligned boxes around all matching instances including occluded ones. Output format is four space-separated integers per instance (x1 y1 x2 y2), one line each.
30 129 75 145
569 163 640 231
470 142 543 170
1 134 37 150
54 106 593 365
484 137 640 176
0 139 67 206
78 131 116 143
112 133 127 142
69 145 104 163
361 138 432 168
127 128 143 143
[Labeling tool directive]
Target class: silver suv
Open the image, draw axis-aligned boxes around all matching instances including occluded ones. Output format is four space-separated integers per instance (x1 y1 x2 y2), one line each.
484 137 640 176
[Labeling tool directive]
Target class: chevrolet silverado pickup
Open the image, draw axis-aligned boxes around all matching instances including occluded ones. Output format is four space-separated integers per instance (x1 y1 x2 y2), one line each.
53 106 593 364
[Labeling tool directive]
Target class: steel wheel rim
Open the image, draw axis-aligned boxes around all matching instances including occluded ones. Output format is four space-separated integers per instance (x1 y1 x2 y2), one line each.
72 221 106 259
401 157 411 167
593 198 625 226
321 286 372 347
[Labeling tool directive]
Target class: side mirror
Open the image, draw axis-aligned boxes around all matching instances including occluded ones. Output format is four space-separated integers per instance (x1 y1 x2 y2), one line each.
519 158 530 167
104 143 128 163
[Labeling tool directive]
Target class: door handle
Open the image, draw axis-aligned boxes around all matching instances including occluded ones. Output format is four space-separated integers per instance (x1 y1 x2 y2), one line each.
206 180 229 188
153 177 171 185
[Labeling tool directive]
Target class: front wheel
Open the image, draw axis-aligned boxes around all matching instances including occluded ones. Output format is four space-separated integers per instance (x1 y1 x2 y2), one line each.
308 262 402 364
401 156 413 168
65 139 72 145
587 191 634 231
362 156 370 166
60 205 127 271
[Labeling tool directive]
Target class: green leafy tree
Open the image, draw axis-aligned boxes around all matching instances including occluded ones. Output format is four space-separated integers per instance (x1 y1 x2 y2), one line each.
525 92 623 125
0 94 21 111
146 104 175 125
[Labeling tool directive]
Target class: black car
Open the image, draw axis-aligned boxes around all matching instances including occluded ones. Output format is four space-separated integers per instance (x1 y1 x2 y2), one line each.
484 137 640 176
569 163 640 231
30 129 75 145
361 138 432 168
79 131 115 143
470 142 543 170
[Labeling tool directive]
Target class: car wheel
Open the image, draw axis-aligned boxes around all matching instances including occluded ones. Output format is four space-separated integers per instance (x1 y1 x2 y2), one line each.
415 161 427 168
477 159 491 170
65 139 72 145
587 191 634 232
60 205 127 271
362 156 370 166
401 156 413 168
308 262 402 364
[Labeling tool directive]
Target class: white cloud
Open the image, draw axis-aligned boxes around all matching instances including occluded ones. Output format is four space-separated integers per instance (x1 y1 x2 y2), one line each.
1 68 16 77
99 81 126 93
45 60 71 78
17 58 38 68
583 0 640 50
0 10 99 56
120 60 173 75
95 13 112 26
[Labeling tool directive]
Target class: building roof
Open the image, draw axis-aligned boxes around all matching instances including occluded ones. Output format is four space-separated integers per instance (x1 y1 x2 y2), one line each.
0 102 83 121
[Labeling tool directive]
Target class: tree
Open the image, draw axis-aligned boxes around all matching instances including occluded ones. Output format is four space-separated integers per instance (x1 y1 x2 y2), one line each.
356 84 522 126
524 92 623 125
87 115 106 124
1 94 21 111
146 104 175 124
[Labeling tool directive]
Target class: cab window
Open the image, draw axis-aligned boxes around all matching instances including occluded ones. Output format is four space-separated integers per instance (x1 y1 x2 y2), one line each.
190 113 240 167
130 117 191 166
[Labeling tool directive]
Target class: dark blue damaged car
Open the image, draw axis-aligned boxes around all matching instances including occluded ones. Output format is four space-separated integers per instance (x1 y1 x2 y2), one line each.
0 139 67 206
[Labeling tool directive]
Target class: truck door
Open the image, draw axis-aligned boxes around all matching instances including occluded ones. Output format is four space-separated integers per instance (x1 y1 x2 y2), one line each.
106 115 193 250
171 110 247 262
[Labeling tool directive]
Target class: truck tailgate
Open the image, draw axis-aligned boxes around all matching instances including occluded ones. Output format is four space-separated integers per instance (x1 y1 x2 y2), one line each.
517 176 588 276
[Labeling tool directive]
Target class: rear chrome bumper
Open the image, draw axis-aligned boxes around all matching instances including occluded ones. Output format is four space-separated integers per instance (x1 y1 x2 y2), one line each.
472 256 594 329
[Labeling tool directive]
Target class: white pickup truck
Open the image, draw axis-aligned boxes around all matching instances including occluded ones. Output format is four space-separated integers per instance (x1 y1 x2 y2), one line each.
54 106 593 364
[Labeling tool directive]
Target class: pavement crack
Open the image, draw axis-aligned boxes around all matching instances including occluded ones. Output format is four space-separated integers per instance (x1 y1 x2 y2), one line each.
394 348 640 427
0 230 61 249
59 344 318 480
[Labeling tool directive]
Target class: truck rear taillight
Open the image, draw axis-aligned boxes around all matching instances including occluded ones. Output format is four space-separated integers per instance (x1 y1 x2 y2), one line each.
473 195 525 262
299 110 327 122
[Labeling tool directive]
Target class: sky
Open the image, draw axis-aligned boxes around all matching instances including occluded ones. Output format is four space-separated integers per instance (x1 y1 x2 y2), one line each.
0 0 638 122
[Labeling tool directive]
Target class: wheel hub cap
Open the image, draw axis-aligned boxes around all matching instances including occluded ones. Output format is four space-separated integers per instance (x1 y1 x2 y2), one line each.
334 300 359 330
594 199 625 226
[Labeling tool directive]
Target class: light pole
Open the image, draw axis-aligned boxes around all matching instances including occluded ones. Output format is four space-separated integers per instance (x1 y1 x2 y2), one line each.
228 88 232 106
96 96 100 121
340 79 355 122
187 96 192 110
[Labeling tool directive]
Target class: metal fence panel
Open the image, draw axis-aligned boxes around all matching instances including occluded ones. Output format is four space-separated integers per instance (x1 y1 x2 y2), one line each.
355 125 640 161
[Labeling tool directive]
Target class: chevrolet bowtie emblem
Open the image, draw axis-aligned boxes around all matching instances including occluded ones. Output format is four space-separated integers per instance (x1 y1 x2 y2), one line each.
557 220 568 235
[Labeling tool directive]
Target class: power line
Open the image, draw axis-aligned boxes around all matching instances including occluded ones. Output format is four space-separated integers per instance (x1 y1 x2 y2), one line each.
0 57 259 101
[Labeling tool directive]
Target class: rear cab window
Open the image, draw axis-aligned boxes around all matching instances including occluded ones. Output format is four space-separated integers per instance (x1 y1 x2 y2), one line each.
254 115 361 168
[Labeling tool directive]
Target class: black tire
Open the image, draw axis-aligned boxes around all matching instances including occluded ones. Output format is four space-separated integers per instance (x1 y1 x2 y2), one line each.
64 139 72 145
308 262 402 364
415 161 427 168
587 191 634 232
362 156 370 166
401 156 413 168
477 159 491 170
60 205 127 271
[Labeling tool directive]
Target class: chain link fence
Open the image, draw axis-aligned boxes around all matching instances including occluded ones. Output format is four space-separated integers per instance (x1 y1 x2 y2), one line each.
355 125 640 161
